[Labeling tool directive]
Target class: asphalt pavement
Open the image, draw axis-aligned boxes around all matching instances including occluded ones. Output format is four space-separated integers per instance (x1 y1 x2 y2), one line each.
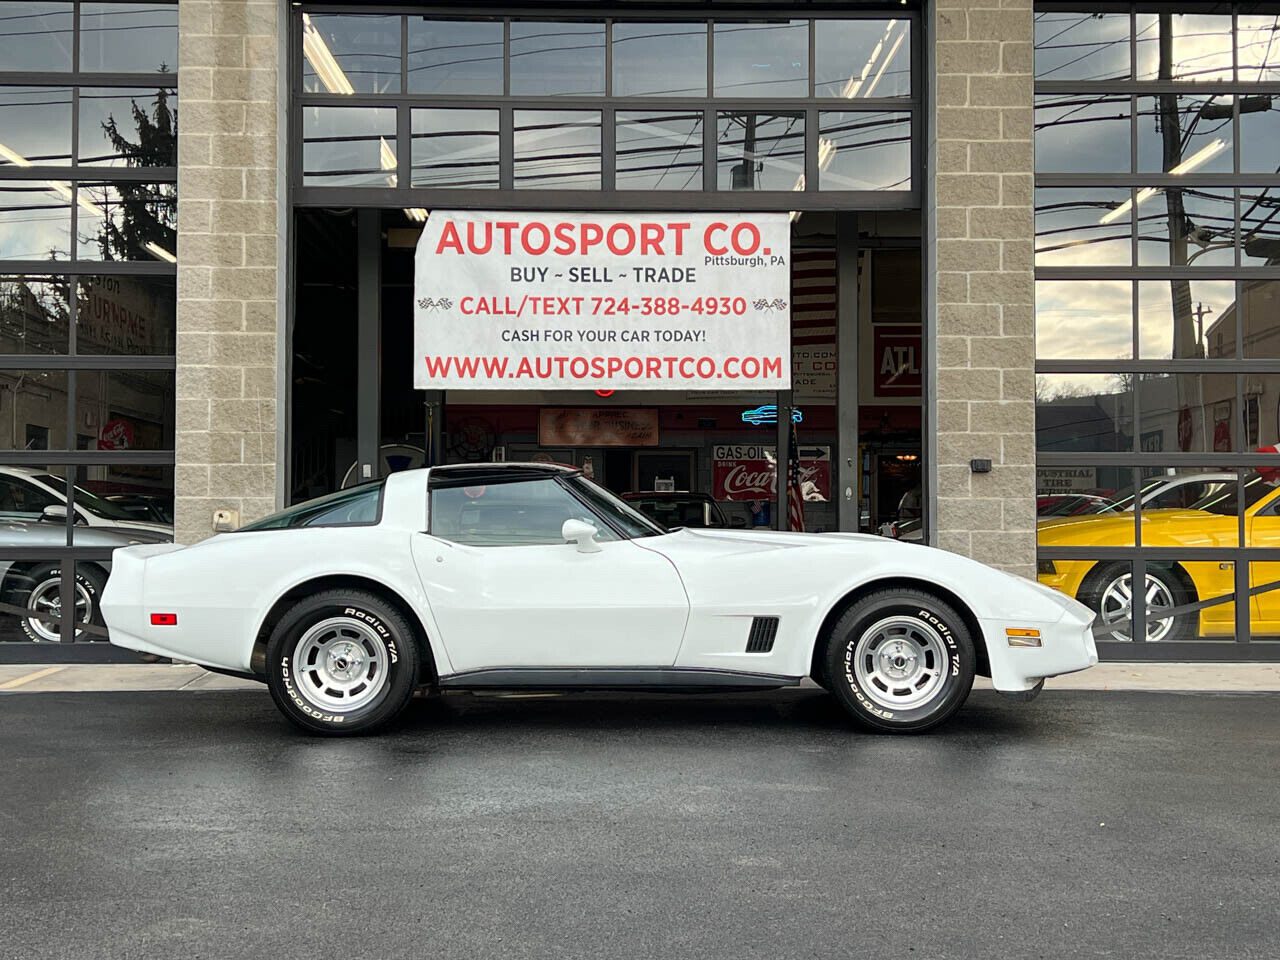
1 687 1277 960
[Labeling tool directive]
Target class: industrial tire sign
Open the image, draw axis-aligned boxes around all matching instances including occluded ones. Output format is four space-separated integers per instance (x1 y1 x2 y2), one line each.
414 211 791 391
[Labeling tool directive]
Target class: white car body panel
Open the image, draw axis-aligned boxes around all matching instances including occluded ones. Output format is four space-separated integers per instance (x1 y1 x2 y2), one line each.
103 467 1097 694
412 534 688 672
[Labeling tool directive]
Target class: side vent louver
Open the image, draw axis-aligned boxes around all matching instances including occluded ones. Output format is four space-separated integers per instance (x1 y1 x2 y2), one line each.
745 617 779 653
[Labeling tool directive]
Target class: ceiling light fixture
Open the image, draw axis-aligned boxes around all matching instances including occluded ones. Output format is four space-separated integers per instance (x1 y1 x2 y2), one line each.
1098 138 1229 224
301 13 354 95
300 16 425 224
144 241 177 263
790 138 839 222
841 20 900 99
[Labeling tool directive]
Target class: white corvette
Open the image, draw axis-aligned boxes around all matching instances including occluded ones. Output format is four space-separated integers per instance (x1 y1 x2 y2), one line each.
102 463 1098 735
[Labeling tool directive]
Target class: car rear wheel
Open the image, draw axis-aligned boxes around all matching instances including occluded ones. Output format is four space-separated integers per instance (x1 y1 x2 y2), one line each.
18 563 106 643
822 589 976 733
265 589 420 735
1082 562 1194 642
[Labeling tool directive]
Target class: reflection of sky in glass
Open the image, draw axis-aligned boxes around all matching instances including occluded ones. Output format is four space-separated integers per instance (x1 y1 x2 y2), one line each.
1034 12 1130 81
615 112 703 190
1036 279 1132 360
510 23 605 96
815 19 911 98
1139 279 1236 359
411 109 499 189
76 182 176 261
1137 189 1234 267
1238 15 1280 83
78 88 176 167
302 14 401 94
0 87 71 166
407 19 503 95
612 23 707 97
1136 14 1233 82
1136 95 1233 173
1035 188 1132 266
1035 94 1129 173
715 113 804 191
79 3 177 73
1241 188 1280 266
513 111 601 189
714 22 809 97
819 112 910 191
302 107 397 187
0 181 70 260
0 2 73 71
1241 106 1280 174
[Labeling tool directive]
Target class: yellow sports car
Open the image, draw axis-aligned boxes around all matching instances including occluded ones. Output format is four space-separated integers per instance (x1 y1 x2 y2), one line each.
1037 473 1280 641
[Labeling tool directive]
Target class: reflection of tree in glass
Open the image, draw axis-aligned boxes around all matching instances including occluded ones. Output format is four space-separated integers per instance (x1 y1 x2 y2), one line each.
87 83 176 261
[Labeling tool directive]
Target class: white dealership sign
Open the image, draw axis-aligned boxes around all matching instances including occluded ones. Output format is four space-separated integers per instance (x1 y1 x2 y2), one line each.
414 211 791 390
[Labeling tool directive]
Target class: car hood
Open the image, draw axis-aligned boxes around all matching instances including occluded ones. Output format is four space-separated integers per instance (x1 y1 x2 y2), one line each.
1036 509 1209 547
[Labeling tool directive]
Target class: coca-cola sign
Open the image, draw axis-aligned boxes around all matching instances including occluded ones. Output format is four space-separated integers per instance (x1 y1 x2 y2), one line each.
712 444 831 501
98 418 135 451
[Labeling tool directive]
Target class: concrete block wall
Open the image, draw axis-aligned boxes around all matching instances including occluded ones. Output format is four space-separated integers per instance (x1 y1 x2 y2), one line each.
174 0 281 544
932 0 1037 579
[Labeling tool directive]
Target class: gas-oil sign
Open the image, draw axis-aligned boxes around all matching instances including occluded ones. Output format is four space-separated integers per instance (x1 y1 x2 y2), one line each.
414 211 792 390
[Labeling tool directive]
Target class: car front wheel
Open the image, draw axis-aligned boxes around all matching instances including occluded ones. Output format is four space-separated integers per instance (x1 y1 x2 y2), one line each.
823 589 976 733
265 589 420 735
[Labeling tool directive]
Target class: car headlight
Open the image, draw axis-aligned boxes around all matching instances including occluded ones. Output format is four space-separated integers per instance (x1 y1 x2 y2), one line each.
1037 559 1056 575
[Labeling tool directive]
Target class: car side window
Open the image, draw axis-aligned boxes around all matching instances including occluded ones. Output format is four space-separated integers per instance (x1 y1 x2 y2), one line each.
430 478 617 547
0 476 60 519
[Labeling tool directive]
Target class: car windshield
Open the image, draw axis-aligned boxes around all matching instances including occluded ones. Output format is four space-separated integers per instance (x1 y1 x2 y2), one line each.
568 476 665 538
238 481 384 530
627 496 723 529
31 474 139 521
1186 473 1275 516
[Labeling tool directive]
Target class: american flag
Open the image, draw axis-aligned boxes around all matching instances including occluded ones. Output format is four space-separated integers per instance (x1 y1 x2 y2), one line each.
786 419 805 532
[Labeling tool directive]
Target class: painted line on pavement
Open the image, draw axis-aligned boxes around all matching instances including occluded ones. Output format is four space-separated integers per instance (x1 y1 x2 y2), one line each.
0 666 66 690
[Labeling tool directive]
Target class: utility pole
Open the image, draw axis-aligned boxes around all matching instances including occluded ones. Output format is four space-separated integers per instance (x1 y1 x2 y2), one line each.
1159 13 1198 360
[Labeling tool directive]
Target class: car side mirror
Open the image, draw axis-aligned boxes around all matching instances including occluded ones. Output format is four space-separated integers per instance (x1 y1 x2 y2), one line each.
730 516 746 528
40 504 68 523
562 518 602 553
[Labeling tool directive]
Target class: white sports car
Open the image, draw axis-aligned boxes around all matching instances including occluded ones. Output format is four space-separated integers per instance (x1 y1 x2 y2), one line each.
101 463 1098 735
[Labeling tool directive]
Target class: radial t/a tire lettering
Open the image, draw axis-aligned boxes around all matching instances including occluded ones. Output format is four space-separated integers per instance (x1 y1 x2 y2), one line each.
822 588 976 734
265 589 420 736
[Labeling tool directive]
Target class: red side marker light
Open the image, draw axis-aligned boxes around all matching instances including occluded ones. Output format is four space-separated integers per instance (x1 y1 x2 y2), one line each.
150 613 177 626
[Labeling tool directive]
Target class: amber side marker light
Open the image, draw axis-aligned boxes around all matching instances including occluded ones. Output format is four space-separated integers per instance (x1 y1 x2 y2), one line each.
1006 628 1042 647
150 613 178 626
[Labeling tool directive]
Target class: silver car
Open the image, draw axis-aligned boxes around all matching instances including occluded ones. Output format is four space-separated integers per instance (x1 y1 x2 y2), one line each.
0 488 172 642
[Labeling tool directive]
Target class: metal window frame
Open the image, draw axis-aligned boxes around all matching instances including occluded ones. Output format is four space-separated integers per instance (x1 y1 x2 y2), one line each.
1033 2 1280 657
290 4 923 211
0 0 178 648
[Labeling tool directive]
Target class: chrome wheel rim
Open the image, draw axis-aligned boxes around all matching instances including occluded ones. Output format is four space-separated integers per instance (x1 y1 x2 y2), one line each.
1100 573 1175 642
26 576 91 642
291 617 391 712
852 615 949 711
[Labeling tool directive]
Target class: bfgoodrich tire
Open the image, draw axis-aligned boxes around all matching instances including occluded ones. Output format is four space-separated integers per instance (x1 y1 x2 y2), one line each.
266 589 420 735
823 589 976 734
18 562 106 643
